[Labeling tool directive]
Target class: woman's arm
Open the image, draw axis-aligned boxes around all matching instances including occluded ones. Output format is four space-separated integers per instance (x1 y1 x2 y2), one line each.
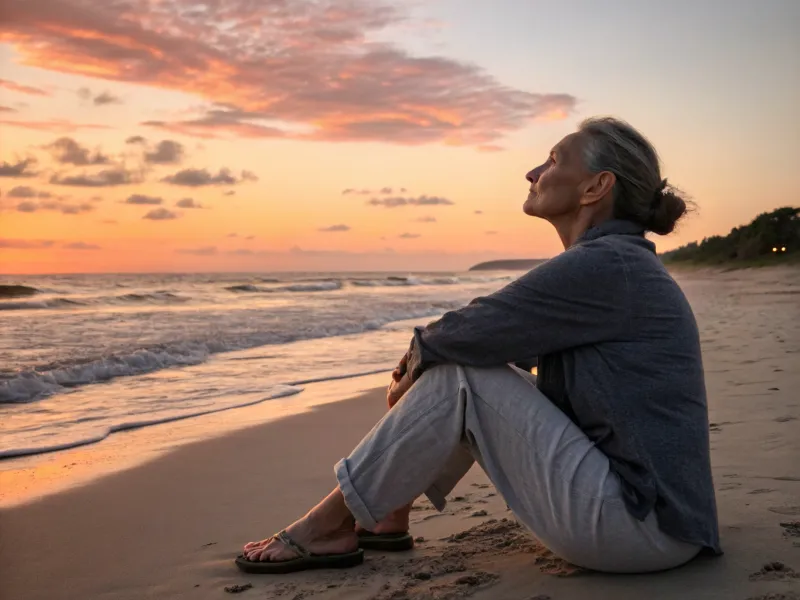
404 240 633 381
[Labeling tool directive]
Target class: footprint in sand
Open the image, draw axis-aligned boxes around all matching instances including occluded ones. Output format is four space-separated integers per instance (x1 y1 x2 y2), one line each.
769 506 800 516
748 561 800 582
718 482 742 491
748 489 775 495
779 521 800 538
419 513 446 522
746 590 800 599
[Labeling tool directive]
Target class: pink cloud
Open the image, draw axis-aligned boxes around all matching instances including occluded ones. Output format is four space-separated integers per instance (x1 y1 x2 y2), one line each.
1 0 576 147
0 119 110 133
0 77 50 96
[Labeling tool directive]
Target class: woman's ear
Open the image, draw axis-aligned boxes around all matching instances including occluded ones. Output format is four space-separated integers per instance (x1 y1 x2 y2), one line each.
580 171 615 206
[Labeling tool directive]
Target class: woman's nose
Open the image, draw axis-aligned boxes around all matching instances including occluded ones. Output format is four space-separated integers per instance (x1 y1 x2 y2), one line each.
526 168 538 184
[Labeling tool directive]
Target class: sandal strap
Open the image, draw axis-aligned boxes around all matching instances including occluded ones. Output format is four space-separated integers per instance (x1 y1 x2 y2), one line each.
274 530 311 558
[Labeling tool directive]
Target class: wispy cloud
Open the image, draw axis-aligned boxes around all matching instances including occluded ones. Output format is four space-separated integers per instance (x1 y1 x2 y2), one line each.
0 119 109 133
342 186 403 196
7 186 52 199
367 195 453 208
485 230 498 235
161 168 257 187
47 137 110 165
0 106 17 113
78 88 122 106
1 1 576 148
63 241 102 250
125 135 147 145
474 210 483 215
143 207 179 220
124 194 162 205
176 246 217 255
0 239 55 249
175 197 203 208
318 224 351 232
15 199 95 215
415 216 437 223
0 159 38 178
51 168 138 187
398 232 421 239
143 115 286 140
0 78 50 97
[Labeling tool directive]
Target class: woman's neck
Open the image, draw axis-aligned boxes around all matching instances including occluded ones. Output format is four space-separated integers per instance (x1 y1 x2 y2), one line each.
551 209 613 250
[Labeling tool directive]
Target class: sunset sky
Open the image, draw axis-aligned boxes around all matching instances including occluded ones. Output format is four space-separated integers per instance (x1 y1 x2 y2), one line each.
1 0 798 273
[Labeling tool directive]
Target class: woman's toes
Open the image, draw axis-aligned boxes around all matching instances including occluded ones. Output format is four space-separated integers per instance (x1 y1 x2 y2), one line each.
247 547 265 561
243 539 267 552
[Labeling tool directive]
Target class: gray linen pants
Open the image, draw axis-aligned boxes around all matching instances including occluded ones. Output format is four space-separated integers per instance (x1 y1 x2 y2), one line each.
335 364 701 573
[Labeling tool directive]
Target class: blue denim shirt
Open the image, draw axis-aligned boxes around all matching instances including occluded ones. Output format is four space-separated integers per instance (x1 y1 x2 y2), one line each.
405 219 721 554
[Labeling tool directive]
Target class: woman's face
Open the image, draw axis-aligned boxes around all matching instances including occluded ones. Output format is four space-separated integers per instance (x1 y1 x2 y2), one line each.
523 132 591 220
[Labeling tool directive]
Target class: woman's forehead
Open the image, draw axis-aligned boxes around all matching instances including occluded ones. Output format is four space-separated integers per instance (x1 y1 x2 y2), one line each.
553 131 582 156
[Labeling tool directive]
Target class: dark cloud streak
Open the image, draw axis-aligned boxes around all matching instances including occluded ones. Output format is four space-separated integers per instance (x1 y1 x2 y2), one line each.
0 159 37 178
51 168 138 187
125 194 162 205
47 137 110 165
143 207 179 220
145 140 184 164
161 167 257 187
175 197 203 208
367 195 454 208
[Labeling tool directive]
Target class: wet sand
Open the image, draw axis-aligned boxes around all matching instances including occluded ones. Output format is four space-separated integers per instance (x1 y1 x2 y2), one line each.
1 266 799 600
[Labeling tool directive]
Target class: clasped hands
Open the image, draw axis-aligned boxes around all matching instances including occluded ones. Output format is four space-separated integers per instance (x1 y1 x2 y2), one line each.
386 353 413 408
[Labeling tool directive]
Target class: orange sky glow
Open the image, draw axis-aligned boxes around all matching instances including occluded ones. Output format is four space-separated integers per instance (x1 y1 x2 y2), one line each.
1 0 798 273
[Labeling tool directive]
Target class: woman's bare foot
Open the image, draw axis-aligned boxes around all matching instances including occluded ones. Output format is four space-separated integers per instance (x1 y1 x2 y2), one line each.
356 503 412 535
243 489 358 562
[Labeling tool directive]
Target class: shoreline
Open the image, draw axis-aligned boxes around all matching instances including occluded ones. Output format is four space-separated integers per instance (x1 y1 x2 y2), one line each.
0 371 390 508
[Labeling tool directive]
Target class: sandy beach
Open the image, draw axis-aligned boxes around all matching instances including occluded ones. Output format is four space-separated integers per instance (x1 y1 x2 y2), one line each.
1 267 799 600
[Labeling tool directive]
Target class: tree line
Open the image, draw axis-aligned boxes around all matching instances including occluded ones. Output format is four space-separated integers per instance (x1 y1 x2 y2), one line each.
661 207 799 265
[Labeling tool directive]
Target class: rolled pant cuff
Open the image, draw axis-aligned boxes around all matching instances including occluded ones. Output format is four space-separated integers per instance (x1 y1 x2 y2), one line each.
335 458 379 530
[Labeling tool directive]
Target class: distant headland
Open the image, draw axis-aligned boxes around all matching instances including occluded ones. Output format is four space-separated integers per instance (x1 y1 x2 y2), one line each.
468 259 547 271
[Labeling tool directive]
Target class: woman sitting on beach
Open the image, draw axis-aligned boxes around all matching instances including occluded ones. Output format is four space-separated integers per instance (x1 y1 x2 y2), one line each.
239 117 722 574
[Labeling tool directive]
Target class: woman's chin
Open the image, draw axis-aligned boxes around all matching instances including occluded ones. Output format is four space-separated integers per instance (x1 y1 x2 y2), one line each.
523 197 540 217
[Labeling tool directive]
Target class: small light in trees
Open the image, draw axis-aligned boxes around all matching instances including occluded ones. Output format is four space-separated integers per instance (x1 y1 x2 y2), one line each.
781 246 787 252
772 247 778 252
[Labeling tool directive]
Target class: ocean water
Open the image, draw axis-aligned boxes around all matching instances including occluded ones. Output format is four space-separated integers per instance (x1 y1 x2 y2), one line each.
0 272 514 458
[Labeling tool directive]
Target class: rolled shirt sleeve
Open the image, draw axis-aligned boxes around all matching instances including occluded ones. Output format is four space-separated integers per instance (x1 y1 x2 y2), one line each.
405 241 633 381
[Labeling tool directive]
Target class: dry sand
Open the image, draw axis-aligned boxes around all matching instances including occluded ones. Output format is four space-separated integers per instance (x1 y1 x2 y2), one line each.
1 266 798 600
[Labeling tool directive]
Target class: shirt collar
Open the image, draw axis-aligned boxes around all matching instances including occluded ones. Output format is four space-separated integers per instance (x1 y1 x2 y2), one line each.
577 219 645 243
